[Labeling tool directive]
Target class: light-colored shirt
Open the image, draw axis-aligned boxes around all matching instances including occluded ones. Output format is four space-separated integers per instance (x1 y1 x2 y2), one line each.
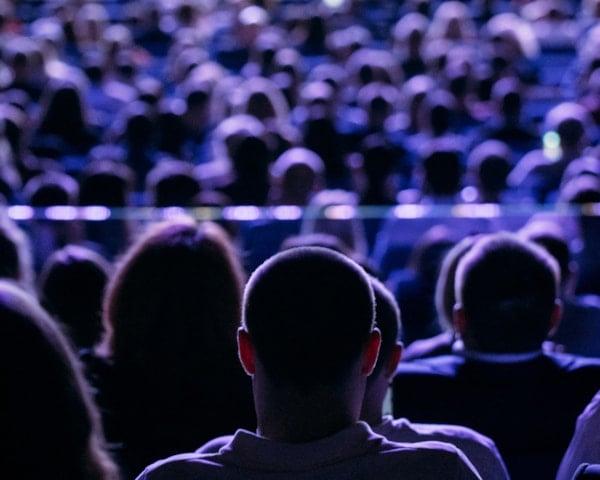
556 389 600 480
374 415 510 480
137 421 481 480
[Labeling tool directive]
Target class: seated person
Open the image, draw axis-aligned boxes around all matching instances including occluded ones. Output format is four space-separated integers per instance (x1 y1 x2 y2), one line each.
199 275 510 479
137 247 481 479
392 232 600 480
518 218 600 357
1 279 118 480
361 277 509 480
557 389 600 480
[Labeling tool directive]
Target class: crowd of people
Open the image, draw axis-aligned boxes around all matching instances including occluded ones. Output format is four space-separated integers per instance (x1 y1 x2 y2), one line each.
4 0 600 479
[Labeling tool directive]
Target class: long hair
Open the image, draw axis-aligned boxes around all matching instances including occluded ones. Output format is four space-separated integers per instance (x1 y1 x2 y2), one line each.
99 218 254 470
0 280 118 480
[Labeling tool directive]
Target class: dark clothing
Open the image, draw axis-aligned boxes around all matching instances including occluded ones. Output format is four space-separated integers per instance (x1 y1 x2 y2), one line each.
392 351 600 480
80 350 256 480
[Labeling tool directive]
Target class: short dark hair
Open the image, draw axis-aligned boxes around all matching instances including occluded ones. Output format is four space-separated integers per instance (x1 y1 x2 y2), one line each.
455 232 559 353
370 276 401 377
242 246 375 388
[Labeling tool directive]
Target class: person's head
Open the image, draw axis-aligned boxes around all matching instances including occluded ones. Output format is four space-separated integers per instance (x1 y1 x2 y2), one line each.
23 171 79 206
0 280 118 480
145 158 202 207
268 147 325 206
419 144 464 198
454 232 561 353
38 244 112 350
434 235 482 332
466 140 512 202
102 218 245 369
544 102 592 151
0 212 34 293
300 188 368 257
239 246 379 394
518 218 574 296
360 276 403 424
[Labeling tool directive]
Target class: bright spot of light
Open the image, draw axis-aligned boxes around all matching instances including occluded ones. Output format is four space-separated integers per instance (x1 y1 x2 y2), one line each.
461 186 478 203
82 206 111 221
324 204 355 220
543 131 562 162
453 204 500 218
45 206 78 221
323 0 345 8
8 205 34 221
393 204 427 218
272 205 302 220
223 206 261 221
163 207 187 220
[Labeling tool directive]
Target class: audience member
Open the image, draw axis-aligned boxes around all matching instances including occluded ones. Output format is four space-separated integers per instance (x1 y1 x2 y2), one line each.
386 224 455 346
267 146 325 206
22 170 82 271
217 133 272 206
300 188 369 259
137 246 481 479
558 171 600 297
362 276 509 479
0 211 35 293
508 101 593 203
518 217 600 357
399 141 465 205
78 159 136 260
402 234 481 361
557 389 600 480
197 272 509 479
29 78 101 169
38 244 112 352
0 279 119 480
472 76 539 159
461 140 514 203
144 158 202 207
85 218 255 479
392 232 600 479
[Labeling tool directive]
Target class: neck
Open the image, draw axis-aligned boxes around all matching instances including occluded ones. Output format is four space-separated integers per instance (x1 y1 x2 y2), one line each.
253 375 365 443
360 373 388 427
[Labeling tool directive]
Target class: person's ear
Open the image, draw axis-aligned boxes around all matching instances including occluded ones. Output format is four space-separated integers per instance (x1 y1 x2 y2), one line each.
237 328 255 376
384 343 403 380
361 328 382 376
453 303 466 338
548 299 563 337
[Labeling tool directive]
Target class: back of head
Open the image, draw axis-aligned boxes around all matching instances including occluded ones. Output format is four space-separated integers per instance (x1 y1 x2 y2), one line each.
23 171 79 206
434 235 481 331
421 145 463 196
518 219 571 289
468 140 512 195
301 188 368 256
370 276 401 377
0 213 33 292
103 218 244 372
38 244 111 350
79 160 134 207
145 159 201 207
0 280 117 479
242 246 375 388
455 232 559 353
544 102 591 149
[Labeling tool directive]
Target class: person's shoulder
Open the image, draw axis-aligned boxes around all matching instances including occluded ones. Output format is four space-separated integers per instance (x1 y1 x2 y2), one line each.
395 354 465 376
547 351 600 370
401 419 496 448
380 440 481 479
386 419 508 480
136 452 223 480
